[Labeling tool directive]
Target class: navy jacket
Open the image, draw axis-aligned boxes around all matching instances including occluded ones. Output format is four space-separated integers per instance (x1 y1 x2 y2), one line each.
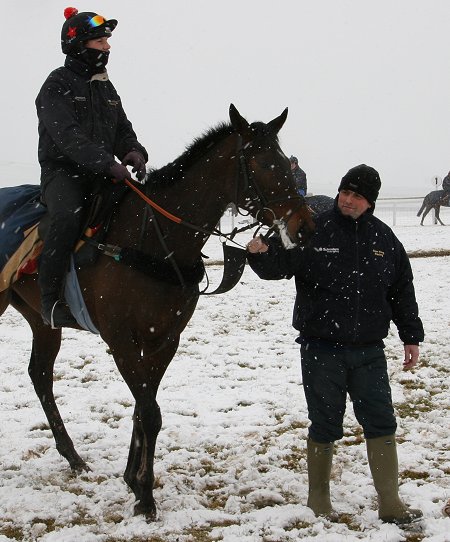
247 205 424 346
36 55 147 181
292 166 307 195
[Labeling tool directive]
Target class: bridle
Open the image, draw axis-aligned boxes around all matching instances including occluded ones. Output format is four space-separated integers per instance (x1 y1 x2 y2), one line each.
234 134 305 238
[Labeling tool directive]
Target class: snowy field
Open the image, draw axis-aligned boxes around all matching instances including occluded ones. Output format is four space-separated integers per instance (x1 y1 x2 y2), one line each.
0 224 449 542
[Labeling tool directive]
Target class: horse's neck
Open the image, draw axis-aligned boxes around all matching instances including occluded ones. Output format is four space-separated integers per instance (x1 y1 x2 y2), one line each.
114 138 238 264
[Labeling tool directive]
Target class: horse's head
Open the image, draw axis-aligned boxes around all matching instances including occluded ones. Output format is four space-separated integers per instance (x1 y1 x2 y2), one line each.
229 104 315 247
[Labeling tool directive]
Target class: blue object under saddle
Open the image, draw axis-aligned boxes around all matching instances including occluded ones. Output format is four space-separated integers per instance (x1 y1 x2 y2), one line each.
0 185 45 271
0 184 99 334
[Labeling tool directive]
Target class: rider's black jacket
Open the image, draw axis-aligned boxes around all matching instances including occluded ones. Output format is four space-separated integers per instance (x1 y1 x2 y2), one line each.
36 55 147 181
247 204 424 346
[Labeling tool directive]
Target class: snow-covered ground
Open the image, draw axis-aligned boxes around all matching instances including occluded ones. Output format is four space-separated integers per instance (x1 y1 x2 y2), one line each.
0 224 449 542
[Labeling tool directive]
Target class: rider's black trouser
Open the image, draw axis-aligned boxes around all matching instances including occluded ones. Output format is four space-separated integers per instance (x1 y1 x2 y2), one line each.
38 170 93 307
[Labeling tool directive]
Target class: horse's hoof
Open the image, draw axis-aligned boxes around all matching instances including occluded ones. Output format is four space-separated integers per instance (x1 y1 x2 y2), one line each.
70 459 91 474
134 500 158 521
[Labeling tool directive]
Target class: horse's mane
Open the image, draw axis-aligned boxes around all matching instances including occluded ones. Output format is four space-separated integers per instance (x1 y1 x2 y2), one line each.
147 122 235 186
146 120 280 186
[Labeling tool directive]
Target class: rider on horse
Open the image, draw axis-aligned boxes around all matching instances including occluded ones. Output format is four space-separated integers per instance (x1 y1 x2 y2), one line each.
36 7 148 328
442 171 450 202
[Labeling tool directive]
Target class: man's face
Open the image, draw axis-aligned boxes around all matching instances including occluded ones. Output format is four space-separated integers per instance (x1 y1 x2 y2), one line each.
84 36 111 51
337 189 371 219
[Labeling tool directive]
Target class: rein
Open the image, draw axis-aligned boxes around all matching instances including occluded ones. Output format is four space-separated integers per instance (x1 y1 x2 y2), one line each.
124 132 305 246
124 178 256 247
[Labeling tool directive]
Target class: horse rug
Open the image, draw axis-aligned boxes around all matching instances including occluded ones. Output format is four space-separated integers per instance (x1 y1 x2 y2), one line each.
0 185 99 334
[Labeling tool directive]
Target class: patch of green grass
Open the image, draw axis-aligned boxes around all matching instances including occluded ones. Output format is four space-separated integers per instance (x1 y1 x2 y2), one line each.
105 537 166 542
403 533 425 542
395 397 434 418
398 379 426 390
184 526 218 541
25 517 57 535
204 490 228 510
285 519 311 531
69 505 98 526
0 524 25 540
281 445 305 472
333 512 361 531
400 469 430 481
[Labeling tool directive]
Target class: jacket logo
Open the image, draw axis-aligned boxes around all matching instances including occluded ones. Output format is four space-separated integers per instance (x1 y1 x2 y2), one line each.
373 249 384 257
107 100 119 106
315 247 340 254
74 96 86 102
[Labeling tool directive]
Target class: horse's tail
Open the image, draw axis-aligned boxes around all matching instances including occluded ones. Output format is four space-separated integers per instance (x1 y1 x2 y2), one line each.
417 201 426 217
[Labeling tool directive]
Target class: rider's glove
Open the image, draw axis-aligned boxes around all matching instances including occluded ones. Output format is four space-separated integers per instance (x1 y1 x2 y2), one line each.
122 151 147 182
107 162 133 184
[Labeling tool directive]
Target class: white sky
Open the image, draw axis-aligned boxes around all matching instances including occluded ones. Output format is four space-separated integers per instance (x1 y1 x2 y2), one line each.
1 1 449 197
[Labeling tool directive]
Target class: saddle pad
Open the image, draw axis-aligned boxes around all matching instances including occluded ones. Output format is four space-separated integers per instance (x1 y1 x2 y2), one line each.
65 256 100 334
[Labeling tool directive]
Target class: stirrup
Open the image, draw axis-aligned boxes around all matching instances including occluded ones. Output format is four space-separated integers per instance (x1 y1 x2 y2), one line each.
43 300 78 329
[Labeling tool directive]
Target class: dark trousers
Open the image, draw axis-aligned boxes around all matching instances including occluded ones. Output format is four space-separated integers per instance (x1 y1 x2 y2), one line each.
38 171 93 303
300 341 397 443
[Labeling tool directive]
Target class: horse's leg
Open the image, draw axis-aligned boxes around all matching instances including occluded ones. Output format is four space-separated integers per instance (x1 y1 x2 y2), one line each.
11 292 89 472
0 289 11 316
421 206 431 225
435 206 445 225
108 332 180 519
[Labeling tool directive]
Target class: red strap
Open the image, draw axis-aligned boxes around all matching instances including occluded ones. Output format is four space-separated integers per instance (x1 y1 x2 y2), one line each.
125 180 182 224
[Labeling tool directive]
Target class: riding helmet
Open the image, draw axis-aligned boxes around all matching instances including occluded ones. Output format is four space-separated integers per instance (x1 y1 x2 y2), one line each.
61 7 117 54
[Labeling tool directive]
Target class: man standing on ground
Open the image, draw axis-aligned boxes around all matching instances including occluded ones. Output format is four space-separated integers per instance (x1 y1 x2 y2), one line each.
246 164 424 525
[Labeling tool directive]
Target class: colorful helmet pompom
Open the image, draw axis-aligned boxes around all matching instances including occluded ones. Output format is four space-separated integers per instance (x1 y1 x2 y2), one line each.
64 7 79 20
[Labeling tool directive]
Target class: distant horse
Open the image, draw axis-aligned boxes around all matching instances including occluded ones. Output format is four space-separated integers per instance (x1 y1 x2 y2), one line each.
306 194 334 215
417 190 449 225
0 105 314 519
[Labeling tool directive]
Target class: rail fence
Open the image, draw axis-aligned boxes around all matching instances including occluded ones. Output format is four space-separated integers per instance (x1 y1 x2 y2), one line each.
221 196 448 229
374 197 447 227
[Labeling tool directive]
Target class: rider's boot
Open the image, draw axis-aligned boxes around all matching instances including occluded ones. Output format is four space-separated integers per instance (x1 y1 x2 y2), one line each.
38 242 78 329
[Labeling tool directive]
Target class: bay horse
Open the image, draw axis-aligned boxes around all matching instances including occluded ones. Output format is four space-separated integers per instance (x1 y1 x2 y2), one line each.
417 189 449 225
0 104 314 519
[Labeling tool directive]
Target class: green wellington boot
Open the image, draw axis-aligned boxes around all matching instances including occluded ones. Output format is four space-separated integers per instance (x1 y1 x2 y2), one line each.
306 438 334 517
366 435 423 525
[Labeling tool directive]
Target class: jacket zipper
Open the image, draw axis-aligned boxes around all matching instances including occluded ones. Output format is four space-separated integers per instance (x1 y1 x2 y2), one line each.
89 82 95 138
352 221 360 343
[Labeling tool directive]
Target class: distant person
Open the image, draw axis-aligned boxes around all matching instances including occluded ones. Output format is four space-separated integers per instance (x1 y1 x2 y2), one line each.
442 171 450 199
246 164 424 525
289 155 307 197
35 7 148 328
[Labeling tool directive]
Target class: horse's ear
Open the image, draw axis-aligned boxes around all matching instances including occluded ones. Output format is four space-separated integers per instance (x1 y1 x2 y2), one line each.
266 107 288 135
229 103 250 135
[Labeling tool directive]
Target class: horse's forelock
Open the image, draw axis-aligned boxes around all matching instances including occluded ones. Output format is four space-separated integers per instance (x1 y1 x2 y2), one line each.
249 121 280 142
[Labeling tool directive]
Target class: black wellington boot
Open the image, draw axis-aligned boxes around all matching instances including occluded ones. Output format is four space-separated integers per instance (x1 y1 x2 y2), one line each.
42 299 79 329
39 248 78 329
